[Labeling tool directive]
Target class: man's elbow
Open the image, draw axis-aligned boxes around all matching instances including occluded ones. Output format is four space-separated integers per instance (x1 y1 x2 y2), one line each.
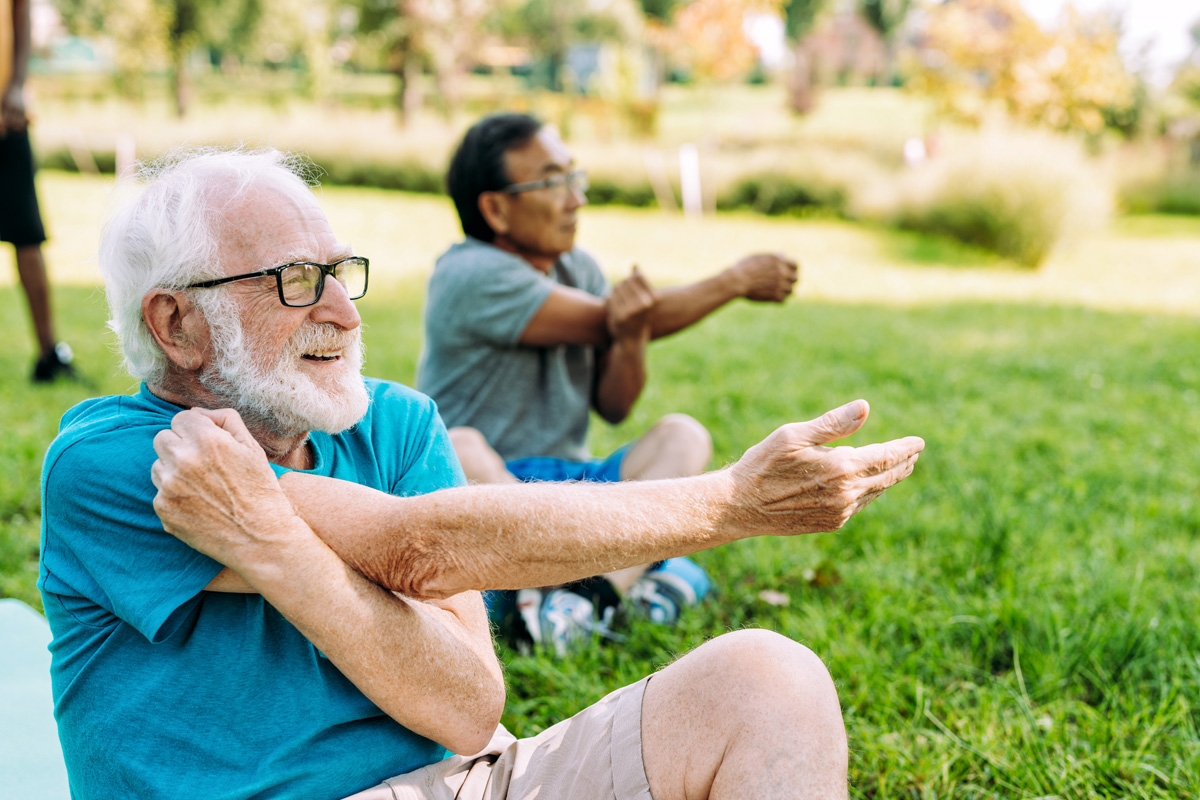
441 681 506 756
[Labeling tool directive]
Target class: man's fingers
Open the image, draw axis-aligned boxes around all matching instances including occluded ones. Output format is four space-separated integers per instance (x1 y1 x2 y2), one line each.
793 400 870 446
850 436 926 476
171 407 261 451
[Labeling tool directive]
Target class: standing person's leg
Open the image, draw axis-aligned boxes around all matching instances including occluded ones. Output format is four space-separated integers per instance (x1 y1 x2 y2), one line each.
2 130 74 381
16 244 55 356
641 629 849 800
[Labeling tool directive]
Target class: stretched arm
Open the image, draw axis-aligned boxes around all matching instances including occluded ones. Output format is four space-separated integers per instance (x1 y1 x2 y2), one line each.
151 411 503 757
154 401 923 603
592 266 654 423
517 253 800 348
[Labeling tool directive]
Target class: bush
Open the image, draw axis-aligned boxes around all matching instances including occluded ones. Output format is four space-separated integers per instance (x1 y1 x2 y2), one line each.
311 157 444 195
875 129 1111 268
1118 168 1200 216
717 172 848 216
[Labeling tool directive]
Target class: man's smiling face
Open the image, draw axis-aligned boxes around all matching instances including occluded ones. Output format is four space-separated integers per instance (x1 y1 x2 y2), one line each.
194 182 370 437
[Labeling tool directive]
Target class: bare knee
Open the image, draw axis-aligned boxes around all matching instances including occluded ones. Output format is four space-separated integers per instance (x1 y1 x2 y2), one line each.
656 413 712 459
698 629 836 701
642 630 847 800
447 427 515 484
623 414 712 480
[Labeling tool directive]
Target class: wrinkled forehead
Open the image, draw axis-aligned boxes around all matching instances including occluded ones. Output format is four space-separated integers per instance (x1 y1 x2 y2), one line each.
208 179 343 270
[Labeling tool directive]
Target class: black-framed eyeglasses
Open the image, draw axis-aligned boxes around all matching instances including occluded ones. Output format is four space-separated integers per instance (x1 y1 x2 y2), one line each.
504 169 588 197
185 256 369 308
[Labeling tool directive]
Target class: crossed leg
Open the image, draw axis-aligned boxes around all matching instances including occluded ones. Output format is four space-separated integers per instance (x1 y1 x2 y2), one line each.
642 629 849 800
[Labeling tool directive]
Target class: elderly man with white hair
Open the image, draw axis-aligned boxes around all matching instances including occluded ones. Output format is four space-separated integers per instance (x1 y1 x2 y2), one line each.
38 147 924 800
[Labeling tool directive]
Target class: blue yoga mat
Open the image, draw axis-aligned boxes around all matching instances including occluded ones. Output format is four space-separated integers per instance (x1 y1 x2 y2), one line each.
0 599 70 799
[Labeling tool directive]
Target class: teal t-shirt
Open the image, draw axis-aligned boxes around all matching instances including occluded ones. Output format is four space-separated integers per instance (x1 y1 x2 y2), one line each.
38 379 466 800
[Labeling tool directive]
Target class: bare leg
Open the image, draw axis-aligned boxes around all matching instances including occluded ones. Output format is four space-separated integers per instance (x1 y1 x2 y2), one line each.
15 244 56 356
447 427 520 485
619 413 712 482
642 629 849 800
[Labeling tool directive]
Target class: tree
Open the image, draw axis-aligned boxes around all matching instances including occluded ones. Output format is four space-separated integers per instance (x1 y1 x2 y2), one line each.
910 0 1136 136
783 0 831 113
352 0 493 123
859 0 910 84
55 0 268 116
657 0 784 84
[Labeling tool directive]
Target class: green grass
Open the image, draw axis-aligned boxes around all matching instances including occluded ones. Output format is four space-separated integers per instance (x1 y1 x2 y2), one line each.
3 275 1198 797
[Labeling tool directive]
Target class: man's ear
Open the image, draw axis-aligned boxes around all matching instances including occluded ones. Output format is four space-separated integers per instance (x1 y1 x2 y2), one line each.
478 191 511 237
142 290 208 372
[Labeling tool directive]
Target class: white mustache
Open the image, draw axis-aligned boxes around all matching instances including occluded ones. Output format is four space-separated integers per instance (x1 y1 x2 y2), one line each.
287 323 361 358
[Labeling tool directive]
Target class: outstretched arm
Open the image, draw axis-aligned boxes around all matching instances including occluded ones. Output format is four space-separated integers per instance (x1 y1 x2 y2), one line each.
648 252 798 338
517 253 800 348
154 400 923 603
151 411 503 757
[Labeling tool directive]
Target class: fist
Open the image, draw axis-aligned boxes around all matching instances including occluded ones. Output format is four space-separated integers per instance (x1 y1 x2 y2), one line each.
731 253 799 302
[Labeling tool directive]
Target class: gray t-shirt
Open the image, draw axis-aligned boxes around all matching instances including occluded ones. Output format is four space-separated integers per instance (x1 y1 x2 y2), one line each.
418 237 610 462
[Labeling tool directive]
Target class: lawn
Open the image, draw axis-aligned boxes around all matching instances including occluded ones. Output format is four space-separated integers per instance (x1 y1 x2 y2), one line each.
2 173 1198 797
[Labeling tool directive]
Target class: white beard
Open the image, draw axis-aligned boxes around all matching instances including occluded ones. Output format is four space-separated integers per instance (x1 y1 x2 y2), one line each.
197 295 370 438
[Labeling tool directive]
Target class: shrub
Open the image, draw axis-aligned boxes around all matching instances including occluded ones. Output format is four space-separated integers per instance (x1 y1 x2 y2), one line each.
717 172 848 216
1118 169 1200 216
877 129 1111 268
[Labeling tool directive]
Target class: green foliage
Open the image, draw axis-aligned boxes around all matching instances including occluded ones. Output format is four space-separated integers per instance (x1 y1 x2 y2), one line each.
716 170 848 215
877 130 1111 267
784 0 830 40
1119 168 1200 216
859 0 910 39
312 156 445 194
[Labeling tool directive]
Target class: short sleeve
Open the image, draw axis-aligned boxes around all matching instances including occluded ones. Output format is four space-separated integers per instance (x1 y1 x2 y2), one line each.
40 423 223 644
392 397 466 498
427 248 554 347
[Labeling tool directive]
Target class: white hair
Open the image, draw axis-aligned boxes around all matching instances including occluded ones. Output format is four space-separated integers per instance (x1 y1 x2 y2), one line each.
99 146 320 384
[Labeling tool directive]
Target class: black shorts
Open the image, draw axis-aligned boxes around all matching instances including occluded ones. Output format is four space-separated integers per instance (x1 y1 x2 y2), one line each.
0 131 47 247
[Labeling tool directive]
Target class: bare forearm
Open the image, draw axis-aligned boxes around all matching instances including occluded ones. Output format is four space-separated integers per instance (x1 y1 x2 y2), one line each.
282 470 742 600
11 0 30 84
649 269 742 339
593 338 647 423
217 520 502 753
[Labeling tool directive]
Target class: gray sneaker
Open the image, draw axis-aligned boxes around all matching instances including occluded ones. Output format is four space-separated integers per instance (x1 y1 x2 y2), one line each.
516 587 625 656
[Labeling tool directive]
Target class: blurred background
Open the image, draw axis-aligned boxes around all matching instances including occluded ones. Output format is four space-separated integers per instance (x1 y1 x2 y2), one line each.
5 2 1200 795
15 0 1200 281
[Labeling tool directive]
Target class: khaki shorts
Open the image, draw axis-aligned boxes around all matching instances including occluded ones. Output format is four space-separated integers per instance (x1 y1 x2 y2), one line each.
344 677 652 800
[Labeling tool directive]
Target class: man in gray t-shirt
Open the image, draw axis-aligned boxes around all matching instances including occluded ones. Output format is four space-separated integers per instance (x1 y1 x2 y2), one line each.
419 113 800 652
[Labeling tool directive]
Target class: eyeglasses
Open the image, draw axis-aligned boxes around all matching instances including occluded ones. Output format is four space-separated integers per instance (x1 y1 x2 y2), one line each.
504 169 589 197
185 256 369 308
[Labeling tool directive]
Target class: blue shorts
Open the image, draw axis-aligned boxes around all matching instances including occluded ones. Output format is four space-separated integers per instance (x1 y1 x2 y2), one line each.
505 444 631 484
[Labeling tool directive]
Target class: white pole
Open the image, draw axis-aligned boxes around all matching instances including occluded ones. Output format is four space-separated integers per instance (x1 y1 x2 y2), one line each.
679 143 702 218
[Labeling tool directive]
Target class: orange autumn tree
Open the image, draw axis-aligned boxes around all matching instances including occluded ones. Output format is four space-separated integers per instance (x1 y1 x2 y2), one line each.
910 0 1135 135
656 0 784 82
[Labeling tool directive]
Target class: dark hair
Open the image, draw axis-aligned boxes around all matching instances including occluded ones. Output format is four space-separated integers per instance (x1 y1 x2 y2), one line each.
446 113 543 243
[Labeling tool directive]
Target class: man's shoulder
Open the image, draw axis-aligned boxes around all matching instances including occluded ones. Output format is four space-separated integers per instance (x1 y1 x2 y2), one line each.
361 377 435 412
434 237 523 273
44 388 176 483
356 378 441 433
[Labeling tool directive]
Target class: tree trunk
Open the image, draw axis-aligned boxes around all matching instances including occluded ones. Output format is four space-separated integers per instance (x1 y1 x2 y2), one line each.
171 45 191 119
789 41 817 115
